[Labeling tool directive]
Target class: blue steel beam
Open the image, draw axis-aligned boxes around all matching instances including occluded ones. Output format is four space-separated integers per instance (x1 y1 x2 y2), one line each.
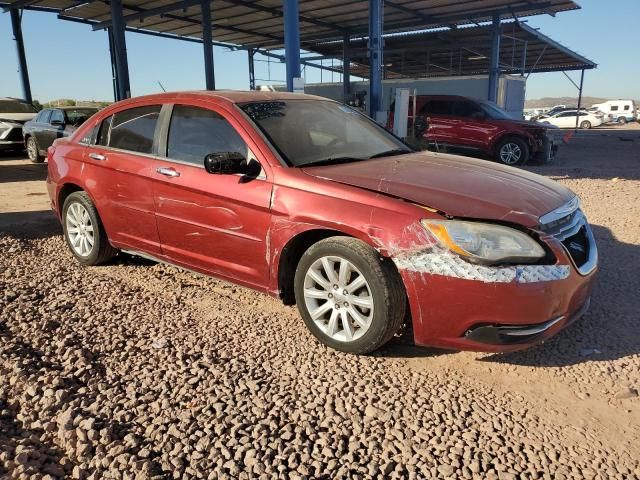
342 32 350 102
368 0 383 118
201 0 215 90
9 8 32 103
487 13 500 102
283 0 301 92
110 0 131 100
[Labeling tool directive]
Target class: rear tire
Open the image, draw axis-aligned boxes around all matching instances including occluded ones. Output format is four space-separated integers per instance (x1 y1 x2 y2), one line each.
496 137 529 166
62 191 117 266
618 117 627 125
580 120 591 129
294 237 406 354
26 136 44 163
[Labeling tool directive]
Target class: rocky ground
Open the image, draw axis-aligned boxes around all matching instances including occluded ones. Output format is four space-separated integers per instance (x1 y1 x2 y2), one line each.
1 128 639 479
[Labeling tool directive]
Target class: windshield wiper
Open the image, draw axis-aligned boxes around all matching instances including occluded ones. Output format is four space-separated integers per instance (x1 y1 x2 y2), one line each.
368 149 411 159
297 156 368 167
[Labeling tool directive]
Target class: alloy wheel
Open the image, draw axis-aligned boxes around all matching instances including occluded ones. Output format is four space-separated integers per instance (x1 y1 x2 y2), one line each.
27 138 38 162
65 202 95 257
303 255 374 343
499 142 522 165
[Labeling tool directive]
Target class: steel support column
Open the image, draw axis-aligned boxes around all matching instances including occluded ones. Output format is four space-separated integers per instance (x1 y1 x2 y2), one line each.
110 0 131 100
9 9 32 103
488 13 501 102
201 0 215 90
368 0 383 118
283 0 301 92
107 27 118 102
575 68 585 129
248 48 256 90
342 33 350 102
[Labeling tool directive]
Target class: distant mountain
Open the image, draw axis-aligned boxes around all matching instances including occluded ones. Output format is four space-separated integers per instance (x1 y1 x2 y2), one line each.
525 96 639 109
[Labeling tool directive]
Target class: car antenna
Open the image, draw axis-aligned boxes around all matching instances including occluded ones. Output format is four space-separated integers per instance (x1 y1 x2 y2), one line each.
157 81 167 92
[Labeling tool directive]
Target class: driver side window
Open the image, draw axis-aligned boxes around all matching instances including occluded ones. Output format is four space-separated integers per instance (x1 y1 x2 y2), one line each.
167 105 248 166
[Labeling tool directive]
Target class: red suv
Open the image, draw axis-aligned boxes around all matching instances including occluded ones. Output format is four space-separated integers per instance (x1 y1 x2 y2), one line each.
47 91 596 354
392 95 556 166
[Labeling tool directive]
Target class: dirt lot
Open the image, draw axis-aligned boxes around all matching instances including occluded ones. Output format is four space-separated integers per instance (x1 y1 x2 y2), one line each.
1 127 639 479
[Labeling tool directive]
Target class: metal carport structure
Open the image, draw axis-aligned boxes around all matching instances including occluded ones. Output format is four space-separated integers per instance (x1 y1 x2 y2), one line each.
3 0 581 118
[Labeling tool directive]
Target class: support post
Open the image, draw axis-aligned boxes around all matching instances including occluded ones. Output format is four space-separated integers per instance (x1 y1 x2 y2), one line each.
283 0 301 92
248 48 255 90
201 0 215 90
110 0 131 100
575 68 585 129
9 9 32 103
368 0 383 119
488 13 501 102
342 33 350 103
107 27 118 102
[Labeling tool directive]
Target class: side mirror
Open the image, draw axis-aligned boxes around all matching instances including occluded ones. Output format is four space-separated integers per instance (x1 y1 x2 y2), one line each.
204 152 247 175
51 119 65 127
471 111 485 120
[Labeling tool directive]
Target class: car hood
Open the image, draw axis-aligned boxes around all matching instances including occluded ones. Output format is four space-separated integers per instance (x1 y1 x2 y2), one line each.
302 152 575 227
0 113 36 123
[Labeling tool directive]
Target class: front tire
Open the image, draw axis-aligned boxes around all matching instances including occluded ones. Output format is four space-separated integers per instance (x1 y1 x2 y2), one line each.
618 117 627 125
62 191 117 265
294 237 405 354
496 137 529 166
26 136 44 163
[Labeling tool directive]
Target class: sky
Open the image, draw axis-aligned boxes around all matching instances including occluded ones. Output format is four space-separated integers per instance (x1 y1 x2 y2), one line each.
0 0 638 103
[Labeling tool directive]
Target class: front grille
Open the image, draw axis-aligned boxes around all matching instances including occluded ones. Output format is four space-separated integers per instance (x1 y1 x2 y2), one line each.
539 206 596 274
3 128 24 142
561 226 589 268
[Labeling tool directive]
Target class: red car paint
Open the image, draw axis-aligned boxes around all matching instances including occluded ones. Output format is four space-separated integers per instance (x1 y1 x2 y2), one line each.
47 91 596 352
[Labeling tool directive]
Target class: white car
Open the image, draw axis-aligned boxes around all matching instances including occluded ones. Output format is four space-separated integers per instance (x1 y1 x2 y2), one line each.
537 109 603 129
0 97 38 152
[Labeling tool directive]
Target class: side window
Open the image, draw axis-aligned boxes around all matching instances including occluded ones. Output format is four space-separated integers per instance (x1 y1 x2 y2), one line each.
453 101 483 118
420 100 451 115
109 105 161 154
96 115 113 146
167 105 248 165
610 105 619 111
623 105 630 111
50 110 64 124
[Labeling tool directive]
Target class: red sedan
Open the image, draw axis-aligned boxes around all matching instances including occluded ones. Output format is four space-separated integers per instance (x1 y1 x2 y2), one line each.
46 91 597 354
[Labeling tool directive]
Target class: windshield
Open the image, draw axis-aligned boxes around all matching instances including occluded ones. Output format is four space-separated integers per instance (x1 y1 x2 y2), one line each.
239 100 411 167
0 100 37 114
480 101 513 120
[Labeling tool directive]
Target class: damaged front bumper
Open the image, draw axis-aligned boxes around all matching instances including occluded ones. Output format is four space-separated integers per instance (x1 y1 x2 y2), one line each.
395 240 597 353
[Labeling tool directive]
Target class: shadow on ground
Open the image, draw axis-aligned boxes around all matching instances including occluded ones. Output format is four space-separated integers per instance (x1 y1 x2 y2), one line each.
0 155 47 184
0 210 60 238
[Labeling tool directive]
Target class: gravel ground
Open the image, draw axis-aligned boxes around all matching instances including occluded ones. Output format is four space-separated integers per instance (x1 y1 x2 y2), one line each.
1 128 639 479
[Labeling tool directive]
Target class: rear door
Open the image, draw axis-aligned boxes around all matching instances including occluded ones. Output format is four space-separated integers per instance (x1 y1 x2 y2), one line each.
152 103 273 287
84 104 162 254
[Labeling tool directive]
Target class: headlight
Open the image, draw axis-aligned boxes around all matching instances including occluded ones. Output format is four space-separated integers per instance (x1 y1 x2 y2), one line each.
421 220 545 265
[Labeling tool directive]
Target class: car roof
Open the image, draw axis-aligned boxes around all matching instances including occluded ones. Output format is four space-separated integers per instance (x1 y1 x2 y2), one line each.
110 90 330 107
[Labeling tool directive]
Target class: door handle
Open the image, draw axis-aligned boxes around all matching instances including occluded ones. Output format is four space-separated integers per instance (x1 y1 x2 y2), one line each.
88 152 106 161
156 167 180 178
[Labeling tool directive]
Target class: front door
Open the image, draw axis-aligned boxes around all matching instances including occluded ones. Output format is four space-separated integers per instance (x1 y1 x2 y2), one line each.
152 104 273 288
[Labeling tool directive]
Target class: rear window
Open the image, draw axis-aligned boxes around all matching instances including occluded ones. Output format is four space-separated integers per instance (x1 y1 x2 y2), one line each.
108 105 161 154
